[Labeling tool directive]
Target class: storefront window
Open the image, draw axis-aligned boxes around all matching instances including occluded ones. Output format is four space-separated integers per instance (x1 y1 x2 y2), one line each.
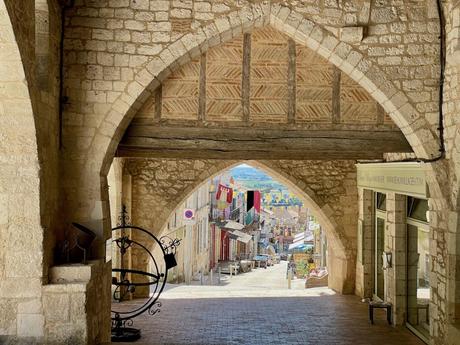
406 197 430 341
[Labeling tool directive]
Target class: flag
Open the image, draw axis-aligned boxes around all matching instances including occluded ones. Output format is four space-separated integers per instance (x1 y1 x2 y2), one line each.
216 184 233 204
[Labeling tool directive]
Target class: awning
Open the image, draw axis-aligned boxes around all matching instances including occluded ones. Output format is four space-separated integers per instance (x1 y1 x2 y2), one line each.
231 230 252 244
220 220 245 231
294 232 314 242
288 242 314 250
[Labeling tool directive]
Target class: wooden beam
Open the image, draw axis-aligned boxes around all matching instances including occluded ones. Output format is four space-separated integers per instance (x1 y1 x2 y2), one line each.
154 84 162 121
376 103 385 125
287 39 296 124
332 66 341 124
117 125 413 160
242 33 251 122
198 53 206 121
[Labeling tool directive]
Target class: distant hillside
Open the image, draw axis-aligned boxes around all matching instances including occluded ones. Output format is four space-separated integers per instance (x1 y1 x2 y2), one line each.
229 164 285 191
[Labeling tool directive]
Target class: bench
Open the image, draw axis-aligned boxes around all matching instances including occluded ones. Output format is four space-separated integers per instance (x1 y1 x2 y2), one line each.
369 301 392 325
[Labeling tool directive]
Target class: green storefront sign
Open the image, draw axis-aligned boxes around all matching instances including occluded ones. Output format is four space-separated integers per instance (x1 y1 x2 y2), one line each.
356 162 428 199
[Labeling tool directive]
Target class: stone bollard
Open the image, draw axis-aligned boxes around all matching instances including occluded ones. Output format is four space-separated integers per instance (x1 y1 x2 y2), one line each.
218 267 221 284
210 269 213 286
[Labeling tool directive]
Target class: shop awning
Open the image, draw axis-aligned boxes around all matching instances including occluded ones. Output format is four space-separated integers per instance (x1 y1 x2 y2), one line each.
288 242 314 250
231 230 252 244
221 220 245 231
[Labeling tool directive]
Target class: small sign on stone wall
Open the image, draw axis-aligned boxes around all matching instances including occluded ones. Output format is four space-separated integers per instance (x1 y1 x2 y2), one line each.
183 208 196 225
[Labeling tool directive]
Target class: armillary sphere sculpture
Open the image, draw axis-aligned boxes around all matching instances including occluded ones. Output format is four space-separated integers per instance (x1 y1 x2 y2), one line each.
111 206 181 342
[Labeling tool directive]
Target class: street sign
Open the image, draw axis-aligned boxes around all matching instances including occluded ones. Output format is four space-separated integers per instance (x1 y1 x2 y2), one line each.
183 208 196 224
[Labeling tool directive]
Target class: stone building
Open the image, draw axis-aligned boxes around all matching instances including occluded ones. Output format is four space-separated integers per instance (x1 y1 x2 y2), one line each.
1 0 460 344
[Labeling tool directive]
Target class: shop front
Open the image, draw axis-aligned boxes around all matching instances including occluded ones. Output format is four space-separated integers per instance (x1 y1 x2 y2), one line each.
356 162 431 343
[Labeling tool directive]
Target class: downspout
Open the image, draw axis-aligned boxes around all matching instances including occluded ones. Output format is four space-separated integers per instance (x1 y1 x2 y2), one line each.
58 0 75 149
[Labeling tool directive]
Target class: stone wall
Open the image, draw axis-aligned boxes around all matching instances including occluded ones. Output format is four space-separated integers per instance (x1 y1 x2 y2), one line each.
0 0 44 340
1 0 460 344
43 260 111 345
59 0 442 258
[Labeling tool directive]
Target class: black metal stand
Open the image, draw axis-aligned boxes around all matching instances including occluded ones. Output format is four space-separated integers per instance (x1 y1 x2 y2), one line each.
111 314 141 342
110 206 181 342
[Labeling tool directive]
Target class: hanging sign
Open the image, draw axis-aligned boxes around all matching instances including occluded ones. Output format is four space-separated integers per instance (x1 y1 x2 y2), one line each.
183 208 196 225
356 162 428 198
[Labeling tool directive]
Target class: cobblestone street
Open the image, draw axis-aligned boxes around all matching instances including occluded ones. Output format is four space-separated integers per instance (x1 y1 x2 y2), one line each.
110 262 424 345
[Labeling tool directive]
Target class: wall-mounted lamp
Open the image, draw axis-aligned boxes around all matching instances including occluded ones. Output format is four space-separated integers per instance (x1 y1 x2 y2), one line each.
382 251 392 269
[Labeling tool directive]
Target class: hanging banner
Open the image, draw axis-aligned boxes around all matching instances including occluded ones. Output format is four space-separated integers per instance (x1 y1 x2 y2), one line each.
216 184 233 203
254 191 261 213
356 162 428 198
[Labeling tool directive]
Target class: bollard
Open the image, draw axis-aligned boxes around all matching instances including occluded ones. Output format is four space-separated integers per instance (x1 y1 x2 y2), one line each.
287 268 292 289
218 267 221 284
229 265 232 278
210 269 213 286
200 271 203 285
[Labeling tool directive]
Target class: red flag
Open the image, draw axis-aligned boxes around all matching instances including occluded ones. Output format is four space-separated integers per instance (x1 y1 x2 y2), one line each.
254 191 261 213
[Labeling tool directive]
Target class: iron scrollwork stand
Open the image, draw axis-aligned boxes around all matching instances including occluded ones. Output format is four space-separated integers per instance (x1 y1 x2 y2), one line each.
111 206 181 342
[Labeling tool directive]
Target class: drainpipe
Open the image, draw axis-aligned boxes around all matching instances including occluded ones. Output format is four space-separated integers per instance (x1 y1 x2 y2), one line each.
59 0 75 149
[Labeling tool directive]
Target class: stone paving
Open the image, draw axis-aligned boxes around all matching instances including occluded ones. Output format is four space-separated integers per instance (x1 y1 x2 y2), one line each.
110 262 424 345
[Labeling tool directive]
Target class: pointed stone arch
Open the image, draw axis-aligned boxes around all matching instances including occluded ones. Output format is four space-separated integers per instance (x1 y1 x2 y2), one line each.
93 3 439 181
118 158 357 294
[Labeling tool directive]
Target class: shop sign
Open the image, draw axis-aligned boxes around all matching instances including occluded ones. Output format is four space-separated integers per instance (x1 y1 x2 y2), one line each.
356 162 428 198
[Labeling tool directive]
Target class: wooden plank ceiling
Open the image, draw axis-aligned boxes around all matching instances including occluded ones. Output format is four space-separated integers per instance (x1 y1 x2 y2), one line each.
117 26 412 160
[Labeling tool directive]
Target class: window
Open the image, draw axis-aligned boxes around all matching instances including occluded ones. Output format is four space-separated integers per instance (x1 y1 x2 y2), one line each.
376 192 386 211
407 197 428 222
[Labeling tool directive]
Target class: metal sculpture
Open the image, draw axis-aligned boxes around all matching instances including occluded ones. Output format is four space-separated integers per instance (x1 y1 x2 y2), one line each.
111 206 181 342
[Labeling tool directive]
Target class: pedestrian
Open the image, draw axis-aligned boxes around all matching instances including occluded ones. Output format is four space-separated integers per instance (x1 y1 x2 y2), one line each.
286 257 297 278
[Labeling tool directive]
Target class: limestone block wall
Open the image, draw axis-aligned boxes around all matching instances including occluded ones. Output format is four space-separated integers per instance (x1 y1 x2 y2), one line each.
59 0 443 253
0 1 46 341
122 157 358 293
355 188 373 299
384 193 407 326
43 261 111 345
433 1 460 342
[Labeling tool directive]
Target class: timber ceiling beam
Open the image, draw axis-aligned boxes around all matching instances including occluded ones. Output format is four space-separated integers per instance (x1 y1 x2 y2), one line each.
117 125 413 160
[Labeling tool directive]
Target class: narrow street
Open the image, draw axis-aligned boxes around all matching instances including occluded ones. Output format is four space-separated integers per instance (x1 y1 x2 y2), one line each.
112 262 424 345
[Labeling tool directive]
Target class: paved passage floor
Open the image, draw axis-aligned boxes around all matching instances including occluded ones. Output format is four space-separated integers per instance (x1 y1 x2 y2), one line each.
110 262 424 345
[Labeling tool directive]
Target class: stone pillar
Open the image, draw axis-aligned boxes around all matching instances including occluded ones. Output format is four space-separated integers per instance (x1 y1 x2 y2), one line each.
385 193 406 325
43 260 111 345
355 188 373 298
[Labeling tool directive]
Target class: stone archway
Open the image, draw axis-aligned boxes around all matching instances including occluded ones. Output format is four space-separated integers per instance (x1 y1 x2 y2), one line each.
60 3 442 243
115 158 358 294
0 0 44 339
94 3 440 180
